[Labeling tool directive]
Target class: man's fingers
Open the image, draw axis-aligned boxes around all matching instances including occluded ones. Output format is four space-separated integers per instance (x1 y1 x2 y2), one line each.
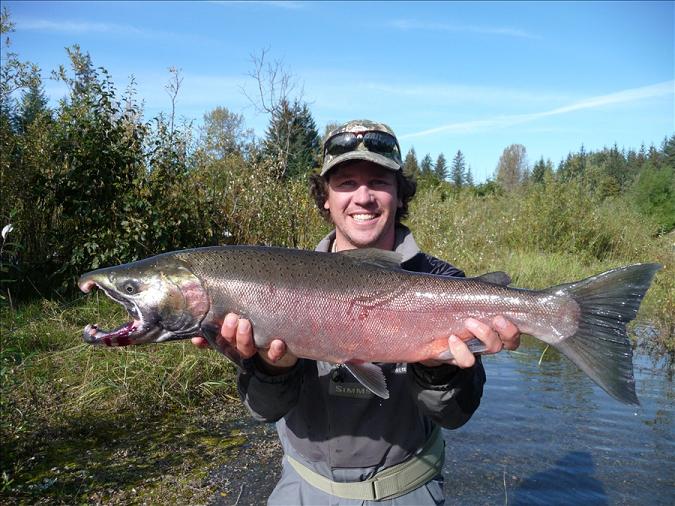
493 315 521 350
465 318 503 354
235 318 256 358
448 335 475 368
221 313 238 345
191 337 210 349
218 313 257 358
267 339 287 363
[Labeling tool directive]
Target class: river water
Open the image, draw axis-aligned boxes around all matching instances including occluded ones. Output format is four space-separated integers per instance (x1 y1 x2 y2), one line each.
442 335 674 505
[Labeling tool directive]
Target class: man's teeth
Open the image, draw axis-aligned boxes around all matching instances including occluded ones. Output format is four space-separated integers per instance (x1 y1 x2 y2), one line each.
352 214 377 221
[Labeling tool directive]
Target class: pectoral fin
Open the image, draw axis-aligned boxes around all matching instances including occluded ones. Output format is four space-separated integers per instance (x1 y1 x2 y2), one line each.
200 321 244 368
434 337 489 361
344 362 389 399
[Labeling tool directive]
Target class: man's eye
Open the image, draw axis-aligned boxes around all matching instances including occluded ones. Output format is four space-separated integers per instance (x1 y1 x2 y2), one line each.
371 179 391 187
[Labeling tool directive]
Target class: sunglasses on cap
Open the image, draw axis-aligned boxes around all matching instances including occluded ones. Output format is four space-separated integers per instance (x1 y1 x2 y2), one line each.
323 131 401 161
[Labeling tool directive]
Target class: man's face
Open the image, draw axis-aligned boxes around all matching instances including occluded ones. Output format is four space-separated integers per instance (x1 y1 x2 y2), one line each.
324 161 402 251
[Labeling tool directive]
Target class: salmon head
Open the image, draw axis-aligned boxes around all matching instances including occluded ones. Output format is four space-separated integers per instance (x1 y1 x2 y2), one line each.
78 255 210 346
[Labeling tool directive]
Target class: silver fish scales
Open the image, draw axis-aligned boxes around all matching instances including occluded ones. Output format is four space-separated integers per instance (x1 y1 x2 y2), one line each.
79 245 661 404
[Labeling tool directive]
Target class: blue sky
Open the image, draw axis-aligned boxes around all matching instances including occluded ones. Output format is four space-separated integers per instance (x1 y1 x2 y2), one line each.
5 1 674 181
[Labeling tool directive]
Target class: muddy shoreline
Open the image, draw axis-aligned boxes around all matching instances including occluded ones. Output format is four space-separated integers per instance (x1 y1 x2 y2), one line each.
1 400 284 506
205 406 283 505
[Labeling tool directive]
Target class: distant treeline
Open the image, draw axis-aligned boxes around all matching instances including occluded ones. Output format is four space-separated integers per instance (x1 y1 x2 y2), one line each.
1 11 673 300
401 136 674 235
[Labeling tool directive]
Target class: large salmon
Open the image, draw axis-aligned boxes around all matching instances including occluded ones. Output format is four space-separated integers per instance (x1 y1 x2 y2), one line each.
78 246 661 404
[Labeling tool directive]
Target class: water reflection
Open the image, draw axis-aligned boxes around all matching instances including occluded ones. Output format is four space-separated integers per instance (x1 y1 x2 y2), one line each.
442 336 674 505
512 452 607 505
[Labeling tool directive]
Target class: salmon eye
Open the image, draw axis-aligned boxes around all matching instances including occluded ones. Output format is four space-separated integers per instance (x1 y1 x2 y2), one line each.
123 282 139 294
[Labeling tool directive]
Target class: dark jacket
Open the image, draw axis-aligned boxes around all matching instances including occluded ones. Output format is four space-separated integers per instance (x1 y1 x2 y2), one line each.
237 226 486 483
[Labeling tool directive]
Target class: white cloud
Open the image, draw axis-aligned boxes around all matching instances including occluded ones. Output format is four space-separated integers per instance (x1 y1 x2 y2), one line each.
400 81 675 138
298 69 572 119
15 16 217 45
387 19 540 39
209 1 305 9
357 82 566 104
16 18 149 36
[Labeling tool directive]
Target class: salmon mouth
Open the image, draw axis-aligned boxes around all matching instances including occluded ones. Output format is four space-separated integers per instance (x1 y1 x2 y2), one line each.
83 321 140 346
80 282 157 346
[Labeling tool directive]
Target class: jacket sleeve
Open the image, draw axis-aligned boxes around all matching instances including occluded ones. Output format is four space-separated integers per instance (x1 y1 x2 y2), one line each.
407 358 486 429
403 253 485 429
237 356 307 423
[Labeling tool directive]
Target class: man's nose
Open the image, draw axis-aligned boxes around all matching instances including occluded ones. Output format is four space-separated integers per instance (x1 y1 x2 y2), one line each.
353 184 374 204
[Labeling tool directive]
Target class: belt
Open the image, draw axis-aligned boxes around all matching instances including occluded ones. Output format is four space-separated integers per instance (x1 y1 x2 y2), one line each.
286 425 444 501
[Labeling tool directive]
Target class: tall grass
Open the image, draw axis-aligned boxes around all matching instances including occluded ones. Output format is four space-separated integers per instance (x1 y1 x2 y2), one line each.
2 178 671 429
1 178 672 501
2 180 672 422
0 293 254 501
408 180 673 341
0 297 238 442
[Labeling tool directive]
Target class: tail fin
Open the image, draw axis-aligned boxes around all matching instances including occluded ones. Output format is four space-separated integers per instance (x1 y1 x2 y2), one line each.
549 263 661 405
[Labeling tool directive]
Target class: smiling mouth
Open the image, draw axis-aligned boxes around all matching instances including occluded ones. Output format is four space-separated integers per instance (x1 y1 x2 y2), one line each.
350 213 380 222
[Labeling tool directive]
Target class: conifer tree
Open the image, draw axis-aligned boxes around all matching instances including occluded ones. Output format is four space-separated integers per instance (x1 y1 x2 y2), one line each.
531 157 548 184
434 153 447 181
662 135 675 169
403 147 419 179
450 150 466 188
420 153 433 177
16 78 49 133
605 143 630 189
465 165 474 187
263 99 320 179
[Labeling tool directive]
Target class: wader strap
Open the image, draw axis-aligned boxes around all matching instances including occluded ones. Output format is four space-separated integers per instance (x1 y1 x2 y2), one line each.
287 425 444 501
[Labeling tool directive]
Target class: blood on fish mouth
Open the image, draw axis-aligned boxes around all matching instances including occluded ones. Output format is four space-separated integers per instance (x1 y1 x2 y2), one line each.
84 321 138 345
81 281 143 345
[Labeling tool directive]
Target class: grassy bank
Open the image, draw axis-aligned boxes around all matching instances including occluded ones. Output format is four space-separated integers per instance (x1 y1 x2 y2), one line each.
409 180 674 341
1 181 673 503
0 295 246 504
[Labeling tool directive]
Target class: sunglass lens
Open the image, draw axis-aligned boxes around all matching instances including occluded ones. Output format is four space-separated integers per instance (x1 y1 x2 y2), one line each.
325 133 358 156
363 132 397 154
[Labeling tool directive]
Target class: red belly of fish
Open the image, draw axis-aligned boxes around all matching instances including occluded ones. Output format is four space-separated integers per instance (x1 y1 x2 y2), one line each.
245 286 468 364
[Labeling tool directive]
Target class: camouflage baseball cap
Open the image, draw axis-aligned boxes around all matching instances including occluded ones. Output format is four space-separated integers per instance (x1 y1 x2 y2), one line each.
321 119 403 176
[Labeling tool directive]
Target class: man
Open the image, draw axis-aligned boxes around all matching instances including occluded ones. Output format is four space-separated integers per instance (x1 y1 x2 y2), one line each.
193 120 520 504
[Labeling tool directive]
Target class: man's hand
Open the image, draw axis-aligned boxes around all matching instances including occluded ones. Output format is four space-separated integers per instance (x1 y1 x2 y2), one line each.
420 315 521 369
190 313 298 374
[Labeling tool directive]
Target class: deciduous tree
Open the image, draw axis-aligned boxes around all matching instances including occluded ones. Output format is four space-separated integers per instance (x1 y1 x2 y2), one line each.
199 106 253 160
496 144 528 191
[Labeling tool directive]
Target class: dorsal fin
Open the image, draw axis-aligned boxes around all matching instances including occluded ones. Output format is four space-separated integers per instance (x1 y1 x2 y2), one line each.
476 271 511 286
339 248 403 270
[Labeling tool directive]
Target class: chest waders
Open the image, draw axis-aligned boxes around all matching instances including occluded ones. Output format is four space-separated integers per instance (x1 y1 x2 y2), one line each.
286 425 444 501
